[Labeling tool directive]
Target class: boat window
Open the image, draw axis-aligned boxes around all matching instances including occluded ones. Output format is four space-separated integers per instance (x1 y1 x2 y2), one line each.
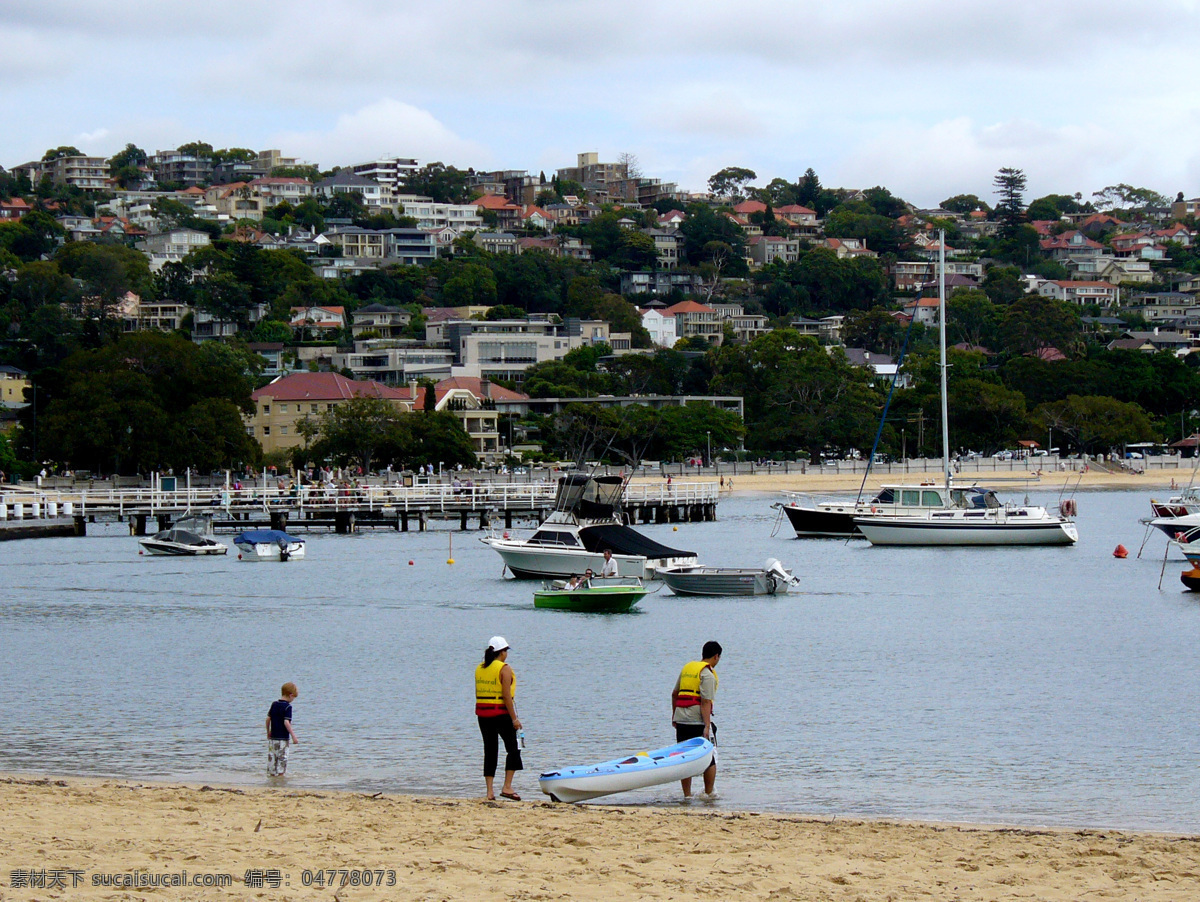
872 489 895 504
529 530 579 547
901 490 920 506
921 490 942 506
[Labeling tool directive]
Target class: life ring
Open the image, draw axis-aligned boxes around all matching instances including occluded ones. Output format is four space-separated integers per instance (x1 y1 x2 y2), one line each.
1177 531 1189 544
765 575 778 595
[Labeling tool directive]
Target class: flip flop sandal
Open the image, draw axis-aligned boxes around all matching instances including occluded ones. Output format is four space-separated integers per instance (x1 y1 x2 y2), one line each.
500 791 521 801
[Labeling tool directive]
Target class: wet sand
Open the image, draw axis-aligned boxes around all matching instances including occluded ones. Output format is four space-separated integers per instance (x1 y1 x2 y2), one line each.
2 775 1197 901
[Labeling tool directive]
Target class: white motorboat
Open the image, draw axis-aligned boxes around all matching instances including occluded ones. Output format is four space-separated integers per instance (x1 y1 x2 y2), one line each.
139 528 228 556
659 558 799 596
481 474 697 579
233 530 305 562
852 232 1078 548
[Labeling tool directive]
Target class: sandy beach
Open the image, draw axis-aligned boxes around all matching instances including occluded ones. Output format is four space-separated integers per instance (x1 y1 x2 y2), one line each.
634 466 1180 496
2 776 1198 901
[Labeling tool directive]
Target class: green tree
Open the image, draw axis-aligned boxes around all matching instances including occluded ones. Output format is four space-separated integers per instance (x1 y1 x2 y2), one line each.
947 289 1001 349
402 162 474 203
440 261 497 306
109 143 149 188
707 166 757 200
1034 395 1156 453
41 146 83 162
993 167 1028 239
941 194 991 215
307 396 406 473
998 295 1081 356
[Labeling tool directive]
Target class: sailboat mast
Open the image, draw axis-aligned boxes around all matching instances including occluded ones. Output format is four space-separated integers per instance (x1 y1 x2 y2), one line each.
939 229 950 492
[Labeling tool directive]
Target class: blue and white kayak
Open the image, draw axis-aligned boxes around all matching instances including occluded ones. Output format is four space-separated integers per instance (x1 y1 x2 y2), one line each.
538 737 714 803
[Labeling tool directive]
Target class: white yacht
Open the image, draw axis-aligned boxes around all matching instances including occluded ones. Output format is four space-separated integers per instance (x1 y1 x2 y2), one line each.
481 474 697 579
852 233 1078 548
777 483 991 538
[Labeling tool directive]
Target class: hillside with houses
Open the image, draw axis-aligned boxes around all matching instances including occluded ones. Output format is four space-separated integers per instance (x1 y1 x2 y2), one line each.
3 144 1200 477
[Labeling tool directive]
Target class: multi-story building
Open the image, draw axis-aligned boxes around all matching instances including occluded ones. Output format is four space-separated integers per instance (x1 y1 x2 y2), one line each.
644 228 685 269
114 294 191 333
335 342 454 384
13 155 109 191
192 303 268 342
1037 280 1118 307
892 259 983 291
135 228 212 271
662 300 722 344
204 183 266 221
746 234 801 268
257 150 302 172
150 150 214 187
247 372 415 455
248 177 313 206
427 317 594 383
620 271 705 296
473 231 519 255
347 156 419 191
1123 292 1198 322
0 365 30 406
397 198 482 233
210 159 269 185
556 152 631 202
331 227 437 264
640 308 678 348
315 170 392 207
351 304 413 339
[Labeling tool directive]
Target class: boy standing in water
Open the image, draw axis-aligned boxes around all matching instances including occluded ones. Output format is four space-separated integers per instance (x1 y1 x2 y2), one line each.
266 682 300 776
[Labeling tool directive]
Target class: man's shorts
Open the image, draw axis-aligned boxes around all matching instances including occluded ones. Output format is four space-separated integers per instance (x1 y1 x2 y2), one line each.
674 721 717 761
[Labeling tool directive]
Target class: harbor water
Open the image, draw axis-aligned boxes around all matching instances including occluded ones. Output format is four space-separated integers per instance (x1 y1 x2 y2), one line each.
2 488 1198 831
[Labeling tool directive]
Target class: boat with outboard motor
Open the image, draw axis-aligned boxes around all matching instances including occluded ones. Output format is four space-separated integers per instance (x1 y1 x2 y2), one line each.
658 558 798 596
533 576 648 612
538 737 714 803
233 529 305 561
482 474 696 579
139 528 228 556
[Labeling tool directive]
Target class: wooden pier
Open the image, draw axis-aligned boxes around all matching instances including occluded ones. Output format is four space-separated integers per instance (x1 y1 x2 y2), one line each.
1 482 719 537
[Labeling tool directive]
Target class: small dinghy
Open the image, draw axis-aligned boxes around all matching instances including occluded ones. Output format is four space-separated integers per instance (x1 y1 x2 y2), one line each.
659 558 798 597
233 529 305 562
538 737 714 803
533 576 648 612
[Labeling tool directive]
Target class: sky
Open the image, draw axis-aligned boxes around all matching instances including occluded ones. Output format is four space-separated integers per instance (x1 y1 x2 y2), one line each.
2 0 1199 208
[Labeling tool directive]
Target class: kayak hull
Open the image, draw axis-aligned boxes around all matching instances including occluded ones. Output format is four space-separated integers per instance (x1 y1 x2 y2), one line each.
538 737 714 803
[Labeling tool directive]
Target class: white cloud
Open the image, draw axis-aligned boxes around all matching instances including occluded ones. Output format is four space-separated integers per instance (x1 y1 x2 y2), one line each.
271 99 490 170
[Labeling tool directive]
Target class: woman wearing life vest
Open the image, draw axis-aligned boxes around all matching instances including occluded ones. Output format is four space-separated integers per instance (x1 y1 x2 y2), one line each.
475 636 523 801
670 640 722 798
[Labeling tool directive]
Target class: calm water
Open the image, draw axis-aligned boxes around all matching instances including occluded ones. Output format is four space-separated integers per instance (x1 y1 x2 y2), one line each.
2 489 1199 831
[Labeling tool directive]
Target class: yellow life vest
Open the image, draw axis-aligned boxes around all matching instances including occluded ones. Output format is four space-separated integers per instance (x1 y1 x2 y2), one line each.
475 659 512 716
675 660 717 708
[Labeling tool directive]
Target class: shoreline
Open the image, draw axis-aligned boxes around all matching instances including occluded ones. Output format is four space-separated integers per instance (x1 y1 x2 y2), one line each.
632 468 1181 496
2 774 1197 901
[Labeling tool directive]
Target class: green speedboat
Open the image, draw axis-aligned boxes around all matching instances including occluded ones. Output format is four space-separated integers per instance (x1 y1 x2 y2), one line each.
533 577 648 612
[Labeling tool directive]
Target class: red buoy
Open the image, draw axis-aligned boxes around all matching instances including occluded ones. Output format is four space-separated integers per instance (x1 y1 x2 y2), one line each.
1113 544 1128 559
408 559 414 566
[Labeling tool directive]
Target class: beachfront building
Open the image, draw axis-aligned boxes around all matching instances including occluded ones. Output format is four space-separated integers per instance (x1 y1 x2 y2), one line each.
247 371 416 456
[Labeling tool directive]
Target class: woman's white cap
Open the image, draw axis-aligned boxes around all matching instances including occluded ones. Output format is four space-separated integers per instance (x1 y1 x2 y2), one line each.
488 636 509 652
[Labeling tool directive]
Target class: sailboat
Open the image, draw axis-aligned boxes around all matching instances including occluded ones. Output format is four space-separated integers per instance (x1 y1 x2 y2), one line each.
851 233 1079 547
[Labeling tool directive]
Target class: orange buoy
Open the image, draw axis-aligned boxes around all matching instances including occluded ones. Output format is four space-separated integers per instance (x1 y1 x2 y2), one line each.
1113 544 1128 559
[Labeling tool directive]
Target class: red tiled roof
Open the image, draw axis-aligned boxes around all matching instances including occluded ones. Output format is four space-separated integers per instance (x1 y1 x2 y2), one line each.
732 200 767 214
435 376 529 402
251 372 411 402
662 300 716 314
774 204 816 215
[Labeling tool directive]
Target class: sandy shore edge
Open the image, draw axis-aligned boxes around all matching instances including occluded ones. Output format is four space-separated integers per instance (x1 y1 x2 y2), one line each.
3 774 1198 901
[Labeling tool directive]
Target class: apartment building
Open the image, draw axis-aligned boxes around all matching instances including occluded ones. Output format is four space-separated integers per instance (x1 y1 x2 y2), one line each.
641 308 678 348
335 342 454 384
348 156 419 191
398 198 482 233
427 318 587 383
556 152 633 202
247 371 415 455
315 170 392 207
13 155 109 191
150 150 214 187
332 227 437 264
135 228 212 271
746 234 801 267
248 177 313 206
0 365 30 405
644 228 685 269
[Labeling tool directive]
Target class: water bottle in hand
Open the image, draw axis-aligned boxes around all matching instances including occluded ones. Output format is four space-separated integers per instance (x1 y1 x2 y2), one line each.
517 729 526 748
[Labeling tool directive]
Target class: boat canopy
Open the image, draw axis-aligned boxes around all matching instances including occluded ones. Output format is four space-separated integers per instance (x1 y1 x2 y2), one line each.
578 523 694 561
234 529 303 544
554 474 625 519
151 529 212 544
